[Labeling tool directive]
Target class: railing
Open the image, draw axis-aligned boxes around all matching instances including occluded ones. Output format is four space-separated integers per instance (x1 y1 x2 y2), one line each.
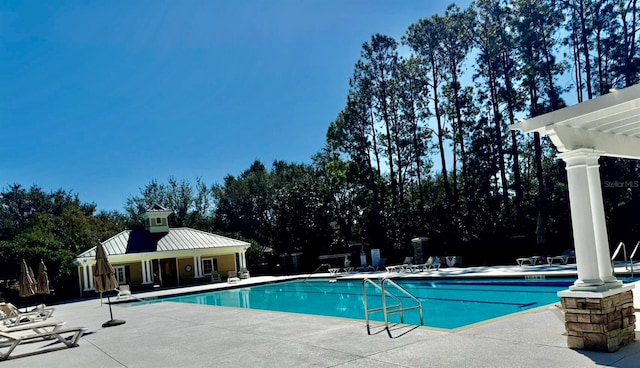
303 263 332 281
611 241 639 278
362 277 423 337
629 241 639 278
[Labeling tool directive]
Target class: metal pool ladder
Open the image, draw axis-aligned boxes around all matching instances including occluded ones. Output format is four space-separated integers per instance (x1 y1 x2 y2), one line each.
362 277 423 336
612 241 639 278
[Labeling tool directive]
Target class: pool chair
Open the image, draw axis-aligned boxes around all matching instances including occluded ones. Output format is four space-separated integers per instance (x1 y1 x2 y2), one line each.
412 256 441 272
0 324 87 360
386 257 413 272
227 271 240 283
116 285 132 299
396 257 413 272
239 268 250 279
516 256 545 266
211 271 222 283
546 249 575 265
445 256 457 267
0 303 55 327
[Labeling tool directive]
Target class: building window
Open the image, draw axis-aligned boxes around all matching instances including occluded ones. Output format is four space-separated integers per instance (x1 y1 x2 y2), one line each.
202 258 218 275
114 266 126 284
155 218 163 225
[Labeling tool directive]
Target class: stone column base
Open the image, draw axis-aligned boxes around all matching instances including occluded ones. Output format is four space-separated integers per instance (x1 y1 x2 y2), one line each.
559 284 636 352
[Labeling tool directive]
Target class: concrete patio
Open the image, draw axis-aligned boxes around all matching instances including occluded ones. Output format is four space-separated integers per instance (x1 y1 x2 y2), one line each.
3 265 640 367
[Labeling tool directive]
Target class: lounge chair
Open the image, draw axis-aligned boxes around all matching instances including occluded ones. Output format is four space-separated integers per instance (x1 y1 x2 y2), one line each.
547 249 575 265
116 285 132 298
0 303 54 327
342 259 354 273
239 268 250 279
0 320 66 335
227 271 240 283
374 258 386 271
445 256 457 267
211 271 222 283
0 324 87 360
411 256 441 272
516 256 544 266
386 257 413 272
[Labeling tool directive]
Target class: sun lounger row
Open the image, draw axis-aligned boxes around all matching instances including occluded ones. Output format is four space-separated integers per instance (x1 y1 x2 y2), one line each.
516 250 576 266
0 302 86 360
386 256 442 272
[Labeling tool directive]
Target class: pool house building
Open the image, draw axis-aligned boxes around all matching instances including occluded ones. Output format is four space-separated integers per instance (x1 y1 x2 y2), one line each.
74 204 251 294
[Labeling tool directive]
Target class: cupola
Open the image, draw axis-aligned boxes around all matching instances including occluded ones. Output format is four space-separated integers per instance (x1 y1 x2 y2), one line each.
140 204 172 233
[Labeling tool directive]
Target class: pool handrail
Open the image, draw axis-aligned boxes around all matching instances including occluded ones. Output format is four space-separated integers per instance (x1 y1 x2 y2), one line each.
362 277 423 337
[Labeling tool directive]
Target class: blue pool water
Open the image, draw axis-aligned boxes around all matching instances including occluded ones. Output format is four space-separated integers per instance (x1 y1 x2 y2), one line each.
134 277 601 329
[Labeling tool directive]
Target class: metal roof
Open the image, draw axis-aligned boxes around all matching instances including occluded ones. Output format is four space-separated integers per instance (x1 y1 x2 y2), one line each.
76 227 251 260
510 83 640 160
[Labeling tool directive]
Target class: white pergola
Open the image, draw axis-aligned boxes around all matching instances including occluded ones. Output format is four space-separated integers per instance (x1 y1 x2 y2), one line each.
511 83 640 292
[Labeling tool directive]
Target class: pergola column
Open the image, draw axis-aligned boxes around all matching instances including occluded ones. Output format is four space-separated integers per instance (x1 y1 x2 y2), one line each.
585 155 621 286
558 149 609 291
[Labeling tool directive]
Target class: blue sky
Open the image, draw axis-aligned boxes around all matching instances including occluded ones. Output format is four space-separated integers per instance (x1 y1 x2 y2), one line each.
1 1 469 212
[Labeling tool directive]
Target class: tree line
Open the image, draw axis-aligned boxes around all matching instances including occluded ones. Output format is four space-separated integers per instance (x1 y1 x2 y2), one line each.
2 0 640 296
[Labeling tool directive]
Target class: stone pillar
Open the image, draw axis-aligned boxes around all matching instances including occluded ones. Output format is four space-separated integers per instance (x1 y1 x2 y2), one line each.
558 150 604 290
560 285 636 352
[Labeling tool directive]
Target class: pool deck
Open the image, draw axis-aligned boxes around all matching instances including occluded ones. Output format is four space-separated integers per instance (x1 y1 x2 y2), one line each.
3 263 640 367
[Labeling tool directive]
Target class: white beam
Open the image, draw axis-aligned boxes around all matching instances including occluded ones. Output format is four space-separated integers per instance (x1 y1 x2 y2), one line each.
548 125 640 159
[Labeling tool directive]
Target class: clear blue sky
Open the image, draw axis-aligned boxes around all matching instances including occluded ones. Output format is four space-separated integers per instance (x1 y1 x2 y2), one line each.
1 1 469 212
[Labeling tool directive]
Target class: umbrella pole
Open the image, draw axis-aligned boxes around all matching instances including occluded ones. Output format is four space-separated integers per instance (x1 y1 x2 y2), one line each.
107 295 114 320
102 292 126 328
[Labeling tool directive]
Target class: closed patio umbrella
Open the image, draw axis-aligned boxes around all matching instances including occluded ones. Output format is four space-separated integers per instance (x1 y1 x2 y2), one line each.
36 260 50 295
18 259 36 298
94 243 125 327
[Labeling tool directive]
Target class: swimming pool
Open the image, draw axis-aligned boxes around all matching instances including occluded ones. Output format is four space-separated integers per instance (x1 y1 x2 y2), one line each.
134 277 589 329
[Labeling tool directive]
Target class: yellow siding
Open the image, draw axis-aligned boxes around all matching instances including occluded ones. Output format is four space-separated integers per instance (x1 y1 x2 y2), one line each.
178 258 195 283
216 254 236 274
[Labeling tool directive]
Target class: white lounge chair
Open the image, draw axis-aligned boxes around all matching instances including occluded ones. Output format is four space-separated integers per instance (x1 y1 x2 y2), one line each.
547 249 575 265
412 256 441 272
0 324 87 360
516 256 544 266
0 303 54 327
227 271 240 283
211 271 222 283
117 285 132 298
386 257 413 272
428 256 441 270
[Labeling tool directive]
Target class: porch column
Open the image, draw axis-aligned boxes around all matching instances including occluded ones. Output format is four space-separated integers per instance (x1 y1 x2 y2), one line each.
87 263 94 290
193 255 202 277
239 251 247 269
141 259 153 284
558 149 604 291
82 263 91 291
585 155 621 286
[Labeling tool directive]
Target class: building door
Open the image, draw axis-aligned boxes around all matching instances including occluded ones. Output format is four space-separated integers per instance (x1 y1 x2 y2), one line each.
159 258 178 287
